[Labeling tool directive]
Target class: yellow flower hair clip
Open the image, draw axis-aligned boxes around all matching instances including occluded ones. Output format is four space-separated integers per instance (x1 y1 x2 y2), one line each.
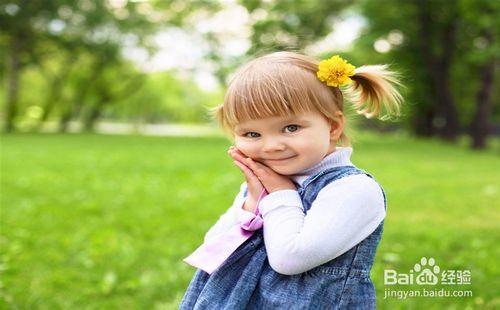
317 55 356 87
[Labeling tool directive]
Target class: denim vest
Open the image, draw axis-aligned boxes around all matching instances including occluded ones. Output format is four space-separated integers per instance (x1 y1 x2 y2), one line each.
179 165 386 310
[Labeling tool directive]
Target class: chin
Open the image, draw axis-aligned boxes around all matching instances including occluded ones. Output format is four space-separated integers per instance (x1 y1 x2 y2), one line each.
270 166 298 176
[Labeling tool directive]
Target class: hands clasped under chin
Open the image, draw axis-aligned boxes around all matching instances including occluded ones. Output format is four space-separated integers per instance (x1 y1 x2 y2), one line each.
227 146 297 197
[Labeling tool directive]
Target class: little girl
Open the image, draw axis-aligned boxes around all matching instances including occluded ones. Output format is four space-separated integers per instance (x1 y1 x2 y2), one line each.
180 51 403 309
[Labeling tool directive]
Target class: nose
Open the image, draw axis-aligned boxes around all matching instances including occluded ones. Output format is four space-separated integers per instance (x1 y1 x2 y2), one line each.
261 136 286 153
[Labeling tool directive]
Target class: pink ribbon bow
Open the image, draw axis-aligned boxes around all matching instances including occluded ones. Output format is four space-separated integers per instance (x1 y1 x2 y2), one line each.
183 189 268 274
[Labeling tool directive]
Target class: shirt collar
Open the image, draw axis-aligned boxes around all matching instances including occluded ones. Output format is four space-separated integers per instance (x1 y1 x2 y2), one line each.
290 147 354 186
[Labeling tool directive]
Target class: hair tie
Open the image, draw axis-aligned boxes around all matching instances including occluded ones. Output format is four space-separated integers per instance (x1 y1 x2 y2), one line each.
317 55 356 87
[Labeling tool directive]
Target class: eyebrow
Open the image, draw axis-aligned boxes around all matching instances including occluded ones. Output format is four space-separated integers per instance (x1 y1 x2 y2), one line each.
235 127 254 133
282 116 308 123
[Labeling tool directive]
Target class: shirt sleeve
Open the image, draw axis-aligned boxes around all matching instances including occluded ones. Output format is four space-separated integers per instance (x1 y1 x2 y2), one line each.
203 182 257 243
258 174 386 276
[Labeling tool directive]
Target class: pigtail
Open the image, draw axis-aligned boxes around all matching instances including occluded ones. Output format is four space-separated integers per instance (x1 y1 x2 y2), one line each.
344 64 404 121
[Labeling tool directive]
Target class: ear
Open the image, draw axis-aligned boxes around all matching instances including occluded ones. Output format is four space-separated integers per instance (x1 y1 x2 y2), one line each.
329 111 345 141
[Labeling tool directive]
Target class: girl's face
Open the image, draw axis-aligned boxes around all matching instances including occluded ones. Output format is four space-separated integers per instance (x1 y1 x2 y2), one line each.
233 111 343 175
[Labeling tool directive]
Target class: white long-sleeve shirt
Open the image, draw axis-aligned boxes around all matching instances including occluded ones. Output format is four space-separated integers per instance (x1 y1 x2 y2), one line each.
204 147 386 275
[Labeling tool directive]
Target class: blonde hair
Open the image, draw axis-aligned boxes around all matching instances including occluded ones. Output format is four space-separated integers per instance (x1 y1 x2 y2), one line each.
211 51 403 146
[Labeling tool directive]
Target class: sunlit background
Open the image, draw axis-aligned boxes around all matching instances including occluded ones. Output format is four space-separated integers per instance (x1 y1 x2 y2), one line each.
0 0 499 309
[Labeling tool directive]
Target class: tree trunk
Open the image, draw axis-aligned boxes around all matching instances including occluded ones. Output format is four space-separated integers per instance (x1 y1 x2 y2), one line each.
59 80 91 132
435 18 460 141
59 94 87 133
80 74 144 132
413 108 436 137
416 0 460 142
35 55 76 131
470 33 495 149
83 104 103 132
82 83 109 132
4 34 22 133
59 59 106 132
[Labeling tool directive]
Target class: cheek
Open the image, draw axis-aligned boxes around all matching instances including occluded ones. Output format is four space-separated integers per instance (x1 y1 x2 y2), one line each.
296 131 330 152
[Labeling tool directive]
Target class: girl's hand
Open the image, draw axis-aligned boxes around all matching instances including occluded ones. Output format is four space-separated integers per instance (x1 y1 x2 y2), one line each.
228 146 296 194
243 157 297 193
228 147 264 213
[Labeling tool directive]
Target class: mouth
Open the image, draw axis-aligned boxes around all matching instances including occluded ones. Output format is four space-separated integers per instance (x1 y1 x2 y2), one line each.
265 155 297 162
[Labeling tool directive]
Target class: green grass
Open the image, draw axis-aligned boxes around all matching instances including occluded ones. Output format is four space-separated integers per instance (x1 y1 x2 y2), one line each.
0 132 499 309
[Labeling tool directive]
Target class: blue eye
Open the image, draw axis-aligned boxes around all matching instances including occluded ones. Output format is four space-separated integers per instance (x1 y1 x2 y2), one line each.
244 132 260 138
284 124 300 133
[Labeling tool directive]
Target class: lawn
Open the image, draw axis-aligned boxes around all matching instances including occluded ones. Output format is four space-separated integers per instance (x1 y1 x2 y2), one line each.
0 132 498 309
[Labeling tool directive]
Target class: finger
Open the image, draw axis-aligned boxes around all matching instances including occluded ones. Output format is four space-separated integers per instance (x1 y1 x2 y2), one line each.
228 149 249 164
229 145 241 154
233 161 263 188
228 151 246 164
233 160 257 179
233 147 246 157
228 146 247 159
245 157 270 177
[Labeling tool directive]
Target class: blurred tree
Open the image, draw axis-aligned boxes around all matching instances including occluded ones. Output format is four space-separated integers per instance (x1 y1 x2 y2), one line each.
0 0 175 132
357 0 499 148
81 58 145 132
0 0 43 132
103 71 220 124
203 0 352 85
417 0 460 141
57 50 108 132
234 0 498 148
1 0 223 132
242 0 352 53
460 0 498 149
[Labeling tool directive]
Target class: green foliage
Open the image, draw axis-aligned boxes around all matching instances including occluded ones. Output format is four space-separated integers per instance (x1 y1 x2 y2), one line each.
356 0 500 129
241 0 352 53
0 0 182 131
105 72 223 124
1 61 221 130
0 132 498 308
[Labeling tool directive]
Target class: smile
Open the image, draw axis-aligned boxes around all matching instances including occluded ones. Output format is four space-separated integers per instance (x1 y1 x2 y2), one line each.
265 155 296 162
